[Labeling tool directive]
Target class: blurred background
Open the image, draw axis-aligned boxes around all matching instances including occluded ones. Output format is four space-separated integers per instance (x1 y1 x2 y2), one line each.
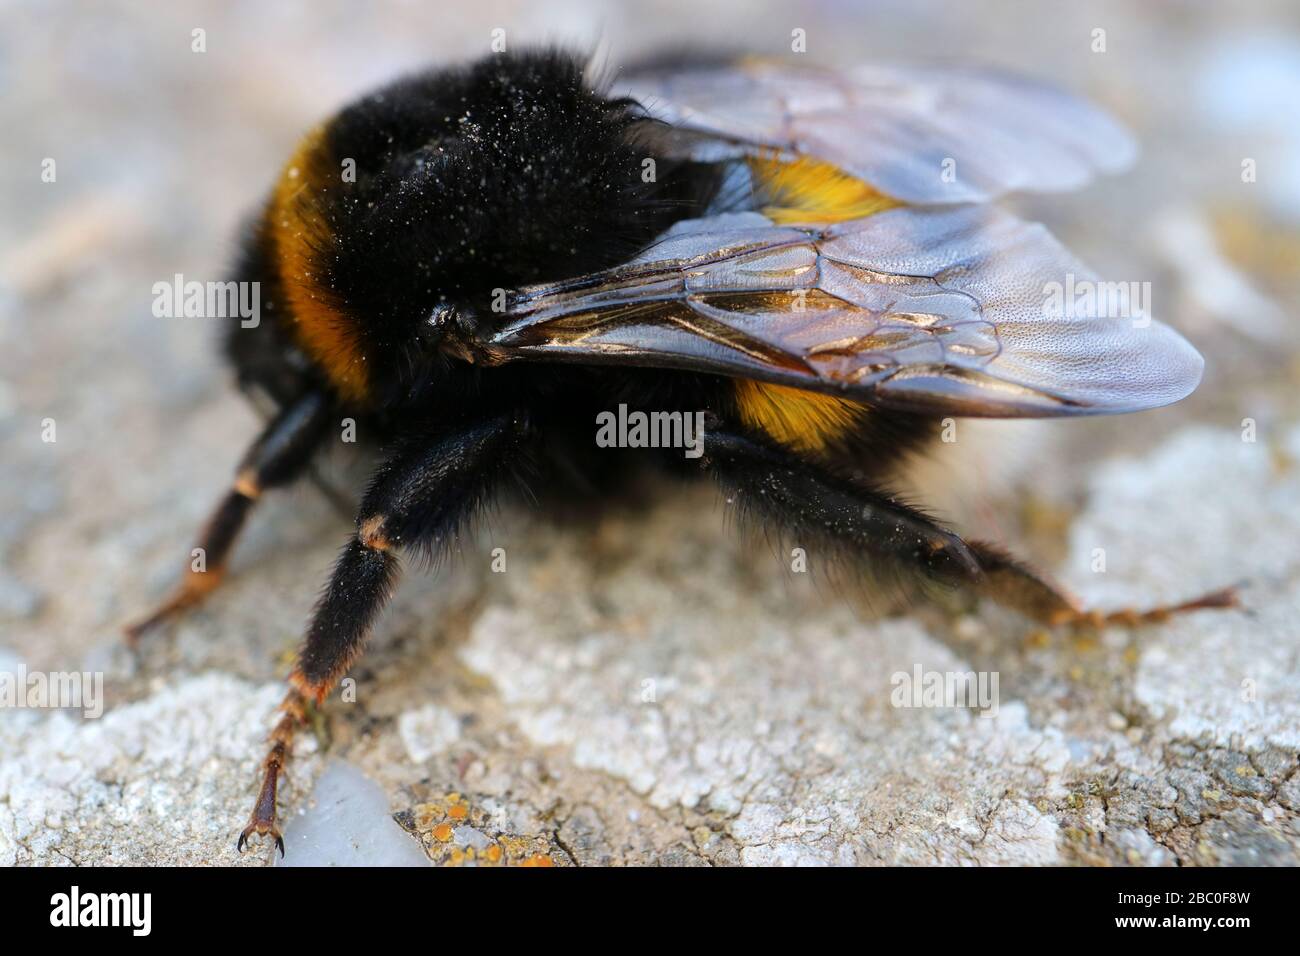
2 0 1299 866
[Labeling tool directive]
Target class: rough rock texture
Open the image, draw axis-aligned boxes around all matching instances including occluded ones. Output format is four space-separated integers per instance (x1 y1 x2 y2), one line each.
0 674 300 866
2 1 1299 866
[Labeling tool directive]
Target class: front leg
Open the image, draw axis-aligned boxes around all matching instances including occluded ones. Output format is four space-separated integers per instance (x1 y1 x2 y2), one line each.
125 390 333 641
238 411 534 856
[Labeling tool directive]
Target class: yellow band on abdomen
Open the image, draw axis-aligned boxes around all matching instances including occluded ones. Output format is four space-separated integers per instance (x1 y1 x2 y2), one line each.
733 378 862 454
750 154 902 225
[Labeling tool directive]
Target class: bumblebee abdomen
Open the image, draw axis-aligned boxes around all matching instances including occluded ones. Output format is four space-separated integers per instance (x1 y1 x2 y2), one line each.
731 379 865 455
725 156 906 458
750 154 902 224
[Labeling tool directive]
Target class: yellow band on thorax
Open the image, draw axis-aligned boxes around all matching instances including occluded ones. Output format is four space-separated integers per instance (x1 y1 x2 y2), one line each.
270 125 371 403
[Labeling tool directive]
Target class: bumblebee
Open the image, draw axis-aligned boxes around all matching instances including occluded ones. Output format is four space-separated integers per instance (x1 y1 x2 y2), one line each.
126 49 1236 855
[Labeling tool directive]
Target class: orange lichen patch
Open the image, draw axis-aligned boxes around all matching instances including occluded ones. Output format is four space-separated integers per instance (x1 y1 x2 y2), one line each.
1071 636 1100 655
394 794 562 867
733 378 861 454
1025 629 1052 650
270 125 370 403
413 806 439 830
750 153 901 225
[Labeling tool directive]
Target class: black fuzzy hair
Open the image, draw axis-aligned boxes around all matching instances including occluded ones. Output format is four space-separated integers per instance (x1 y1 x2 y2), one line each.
300 48 715 402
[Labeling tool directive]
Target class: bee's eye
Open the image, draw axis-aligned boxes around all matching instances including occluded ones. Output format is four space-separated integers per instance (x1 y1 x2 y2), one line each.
426 302 483 344
427 302 456 331
424 303 457 344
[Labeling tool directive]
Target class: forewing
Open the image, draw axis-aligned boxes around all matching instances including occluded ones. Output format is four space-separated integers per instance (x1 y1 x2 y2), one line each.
617 61 1136 204
486 207 1203 418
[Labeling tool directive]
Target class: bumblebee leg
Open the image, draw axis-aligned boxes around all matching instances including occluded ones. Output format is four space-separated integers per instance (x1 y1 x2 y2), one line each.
965 541 1239 628
700 427 983 590
700 426 1237 624
238 410 532 856
125 392 334 642
237 689 302 858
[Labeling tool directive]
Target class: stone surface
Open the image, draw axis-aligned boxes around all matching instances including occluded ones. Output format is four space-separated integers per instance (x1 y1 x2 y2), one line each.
277 761 431 867
2 1 1298 866
0 674 308 866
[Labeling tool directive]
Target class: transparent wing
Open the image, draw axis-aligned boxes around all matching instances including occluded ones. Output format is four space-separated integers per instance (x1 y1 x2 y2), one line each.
483 207 1202 418
617 61 1136 204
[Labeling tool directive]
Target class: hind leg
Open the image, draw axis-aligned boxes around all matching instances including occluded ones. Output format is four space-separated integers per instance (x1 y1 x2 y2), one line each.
124 391 334 641
700 426 984 591
698 423 1237 624
964 541 1238 627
